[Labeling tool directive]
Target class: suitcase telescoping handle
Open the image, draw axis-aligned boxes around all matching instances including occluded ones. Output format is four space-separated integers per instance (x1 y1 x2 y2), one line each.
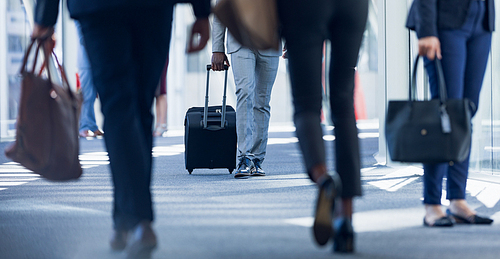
204 64 229 129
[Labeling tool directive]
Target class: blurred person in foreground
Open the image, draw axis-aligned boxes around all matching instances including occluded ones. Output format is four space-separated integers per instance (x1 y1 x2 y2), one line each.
407 0 494 227
277 0 368 253
32 0 210 258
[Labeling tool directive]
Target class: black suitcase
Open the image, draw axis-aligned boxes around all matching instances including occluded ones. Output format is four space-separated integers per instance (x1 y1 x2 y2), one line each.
184 65 237 174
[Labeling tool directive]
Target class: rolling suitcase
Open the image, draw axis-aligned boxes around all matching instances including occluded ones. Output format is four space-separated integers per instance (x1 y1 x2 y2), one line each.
184 64 237 174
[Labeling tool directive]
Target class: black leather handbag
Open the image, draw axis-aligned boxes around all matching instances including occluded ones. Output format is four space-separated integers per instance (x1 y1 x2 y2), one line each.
385 56 474 163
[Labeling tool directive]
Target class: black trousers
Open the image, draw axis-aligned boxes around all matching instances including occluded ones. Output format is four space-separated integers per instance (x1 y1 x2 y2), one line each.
78 4 174 231
277 0 368 198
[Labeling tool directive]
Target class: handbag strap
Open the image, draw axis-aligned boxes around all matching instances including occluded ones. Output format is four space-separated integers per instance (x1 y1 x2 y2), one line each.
410 55 452 133
47 50 72 93
20 32 54 75
20 39 38 75
410 55 447 103
20 38 76 100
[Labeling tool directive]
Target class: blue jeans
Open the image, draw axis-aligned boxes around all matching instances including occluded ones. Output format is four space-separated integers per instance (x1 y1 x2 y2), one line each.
231 48 279 162
423 0 492 205
78 68 99 132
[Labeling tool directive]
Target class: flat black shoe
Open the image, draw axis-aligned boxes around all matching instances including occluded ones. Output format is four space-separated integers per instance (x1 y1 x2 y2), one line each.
446 209 493 225
423 216 454 227
313 174 341 246
333 217 354 253
234 157 254 179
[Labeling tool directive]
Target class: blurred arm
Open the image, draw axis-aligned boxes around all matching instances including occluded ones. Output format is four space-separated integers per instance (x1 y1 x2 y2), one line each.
185 0 211 53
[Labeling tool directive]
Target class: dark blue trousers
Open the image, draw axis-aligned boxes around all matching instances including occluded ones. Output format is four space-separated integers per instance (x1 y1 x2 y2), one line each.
423 0 491 205
78 4 174 231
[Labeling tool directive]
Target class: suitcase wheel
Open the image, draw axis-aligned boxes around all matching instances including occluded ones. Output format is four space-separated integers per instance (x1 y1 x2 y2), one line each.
188 169 193 174
228 168 233 174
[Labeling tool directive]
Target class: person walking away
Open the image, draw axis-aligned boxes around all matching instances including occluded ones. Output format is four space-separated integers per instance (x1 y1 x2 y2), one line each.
211 0 281 178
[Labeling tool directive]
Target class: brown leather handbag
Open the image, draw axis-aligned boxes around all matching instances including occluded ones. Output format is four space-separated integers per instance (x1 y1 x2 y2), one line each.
213 0 280 51
5 38 83 181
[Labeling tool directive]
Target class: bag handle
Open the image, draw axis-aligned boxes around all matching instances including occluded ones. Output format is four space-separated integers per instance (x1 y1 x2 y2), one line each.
410 55 451 133
20 38 75 100
45 50 72 93
204 64 229 129
20 32 54 75
20 39 38 75
410 55 447 103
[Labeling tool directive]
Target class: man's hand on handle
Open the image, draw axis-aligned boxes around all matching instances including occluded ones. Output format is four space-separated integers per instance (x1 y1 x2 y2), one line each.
211 52 230 71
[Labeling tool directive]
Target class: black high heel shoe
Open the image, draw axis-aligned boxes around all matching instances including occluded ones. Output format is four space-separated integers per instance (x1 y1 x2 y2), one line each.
313 174 342 246
333 217 354 253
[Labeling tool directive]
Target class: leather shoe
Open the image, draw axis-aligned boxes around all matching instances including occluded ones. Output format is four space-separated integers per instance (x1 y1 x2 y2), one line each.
333 217 354 253
110 230 128 251
126 221 157 259
313 174 341 246
93 129 104 137
79 130 94 138
251 159 265 176
234 157 254 179
446 209 493 225
423 216 453 227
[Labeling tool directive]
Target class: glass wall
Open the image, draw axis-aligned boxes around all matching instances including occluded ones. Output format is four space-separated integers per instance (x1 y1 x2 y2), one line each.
470 8 500 173
0 0 498 174
0 0 31 140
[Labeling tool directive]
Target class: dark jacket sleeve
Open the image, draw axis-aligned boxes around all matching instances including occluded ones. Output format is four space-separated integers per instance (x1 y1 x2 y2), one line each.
406 0 438 38
35 0 61 27
487 0 495 31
